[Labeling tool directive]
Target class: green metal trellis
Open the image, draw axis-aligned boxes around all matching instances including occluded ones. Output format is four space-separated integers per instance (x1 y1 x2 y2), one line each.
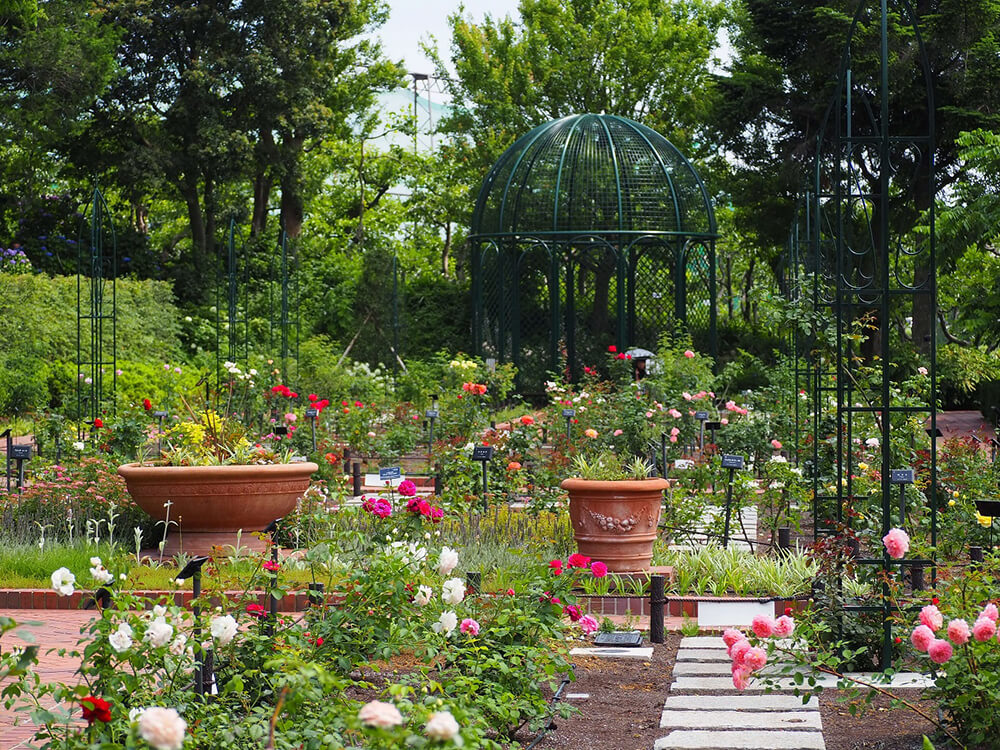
76 186 116 430
809 0 938 670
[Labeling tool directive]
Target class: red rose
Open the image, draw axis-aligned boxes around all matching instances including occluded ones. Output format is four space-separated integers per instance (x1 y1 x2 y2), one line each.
563 604 582 622
308 393 318 401
93 418 103 428
607 345 617 353
342 400 349 407
80 695 112 724
246 603 267 619
354 400 363 408
567 553 591 568
142 398 152 411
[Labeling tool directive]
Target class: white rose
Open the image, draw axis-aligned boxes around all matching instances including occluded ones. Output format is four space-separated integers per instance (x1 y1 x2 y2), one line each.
437 547 459 576
168 634 188 656
145 618 174 648
138 707 187 750
866 437 880 448
72 441 85 451
425 710 462 745
432 610 458 636
357 699 404 728
90 566 114 585
89 556 102 567
50 567 75 597
117 622 133 637
209 615 238 645
152 605 167 619
414 585 433 607
109 629 133 653
441 578 465 605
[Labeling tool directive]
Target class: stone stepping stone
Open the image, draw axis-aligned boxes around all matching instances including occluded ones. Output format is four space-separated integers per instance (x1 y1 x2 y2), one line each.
654 730 825 749
675 648 731 662
660 710 822 730
672 662 732 675
569 646 654 660
678 636 725 648
662 695 818 711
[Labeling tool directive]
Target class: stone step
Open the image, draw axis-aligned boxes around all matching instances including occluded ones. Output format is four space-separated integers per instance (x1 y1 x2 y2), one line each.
675 648 731 662
662 695 818 711
660 710 822 730
654 730 825 749
569 646 654 660
672 662 732 676
671 672 933 692
678 636 725 648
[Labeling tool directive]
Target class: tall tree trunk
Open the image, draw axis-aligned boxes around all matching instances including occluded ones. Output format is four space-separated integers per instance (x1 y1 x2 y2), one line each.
442 222 452 277
279 134 305 237
250 172 272 237
741 258 755 323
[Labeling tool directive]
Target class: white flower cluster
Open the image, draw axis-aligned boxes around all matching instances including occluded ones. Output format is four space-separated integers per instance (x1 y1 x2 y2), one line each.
89 556 113 585
222 361 258 383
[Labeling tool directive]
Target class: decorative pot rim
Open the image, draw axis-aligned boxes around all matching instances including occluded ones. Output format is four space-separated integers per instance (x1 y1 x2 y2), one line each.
560 477 670 492
118 461 318 480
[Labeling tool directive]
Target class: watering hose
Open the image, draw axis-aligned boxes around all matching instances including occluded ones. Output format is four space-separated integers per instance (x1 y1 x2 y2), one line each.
524 677 571 750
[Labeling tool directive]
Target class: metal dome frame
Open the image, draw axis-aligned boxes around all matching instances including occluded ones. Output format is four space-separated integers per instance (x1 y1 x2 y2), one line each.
469 114 718 391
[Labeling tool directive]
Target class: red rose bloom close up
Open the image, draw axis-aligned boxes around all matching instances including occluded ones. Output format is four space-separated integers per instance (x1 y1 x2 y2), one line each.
80 695 112 724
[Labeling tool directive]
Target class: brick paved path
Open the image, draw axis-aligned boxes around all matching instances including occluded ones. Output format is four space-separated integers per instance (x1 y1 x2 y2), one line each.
0 610 92 749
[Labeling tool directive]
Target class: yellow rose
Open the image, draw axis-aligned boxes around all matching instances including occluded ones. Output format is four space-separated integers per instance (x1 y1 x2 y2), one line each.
948 499 956 507
858 462 868 471
977 514 993 528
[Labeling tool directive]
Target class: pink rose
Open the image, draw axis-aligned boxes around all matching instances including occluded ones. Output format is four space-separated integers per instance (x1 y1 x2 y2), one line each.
682 392 692 401
684 350 695 358
751 615 775 638
725 400 737 410
919 604 943 631
731 664 751 689
773 615 795 638
882 528 910 559
590 561 608 578
669 408 682 418
669 435 678 443
729 639 752 663
720 418 729 425
947 619 970 646
460 618 480 636
358 700 403 728
398 479 417 497
579 614 599 634
910 624 934 652
670 427 680 436
928 639 953 664
973 617 996 642
743 647 767 671
980 603 998 622
770 439 782 450
722 629 745 648
613 429 623 436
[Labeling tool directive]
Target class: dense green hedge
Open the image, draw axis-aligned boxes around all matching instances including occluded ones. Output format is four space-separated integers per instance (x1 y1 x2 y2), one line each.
0 273 182 414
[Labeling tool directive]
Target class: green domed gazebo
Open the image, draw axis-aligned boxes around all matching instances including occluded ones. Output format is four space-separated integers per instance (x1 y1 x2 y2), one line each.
469 113 718 391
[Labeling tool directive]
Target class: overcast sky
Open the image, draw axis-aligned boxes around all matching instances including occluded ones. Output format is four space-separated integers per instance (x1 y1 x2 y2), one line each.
377 0 522 75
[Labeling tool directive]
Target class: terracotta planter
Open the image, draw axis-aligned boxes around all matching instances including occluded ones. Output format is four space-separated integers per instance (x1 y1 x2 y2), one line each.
560 477 669 573
119 461 318 557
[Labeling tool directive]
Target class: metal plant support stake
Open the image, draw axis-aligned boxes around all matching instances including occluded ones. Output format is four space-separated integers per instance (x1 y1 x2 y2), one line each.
216 219 250 384
76 186 117 430
810 0 938 670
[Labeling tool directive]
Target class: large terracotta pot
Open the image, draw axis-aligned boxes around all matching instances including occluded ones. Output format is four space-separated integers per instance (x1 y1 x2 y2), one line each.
560 477 670 573
119 461 318 556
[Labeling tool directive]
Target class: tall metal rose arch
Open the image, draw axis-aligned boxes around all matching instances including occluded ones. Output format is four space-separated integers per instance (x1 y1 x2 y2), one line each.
803 0 938 668
469 114 718 392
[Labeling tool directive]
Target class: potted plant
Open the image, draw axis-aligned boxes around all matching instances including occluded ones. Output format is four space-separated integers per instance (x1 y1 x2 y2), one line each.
118 408 317 556
560 452 669 573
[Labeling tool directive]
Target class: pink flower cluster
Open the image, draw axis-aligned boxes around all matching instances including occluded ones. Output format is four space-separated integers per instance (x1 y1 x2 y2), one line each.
910 601 1000 664
361 496 392 519
405 496 444 522
724 400 748 416
549 556 608 578
725 615 795 689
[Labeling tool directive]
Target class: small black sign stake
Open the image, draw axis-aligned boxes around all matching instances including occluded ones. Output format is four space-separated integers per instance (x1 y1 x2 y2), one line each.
9 443 30 494
720 454 745 549
562 408 576 441
152 411 168 456
471 445 495 510
379 466 402 482
426 394 439 468
305 407 319 453
890 468 915 527
695 411 709 453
